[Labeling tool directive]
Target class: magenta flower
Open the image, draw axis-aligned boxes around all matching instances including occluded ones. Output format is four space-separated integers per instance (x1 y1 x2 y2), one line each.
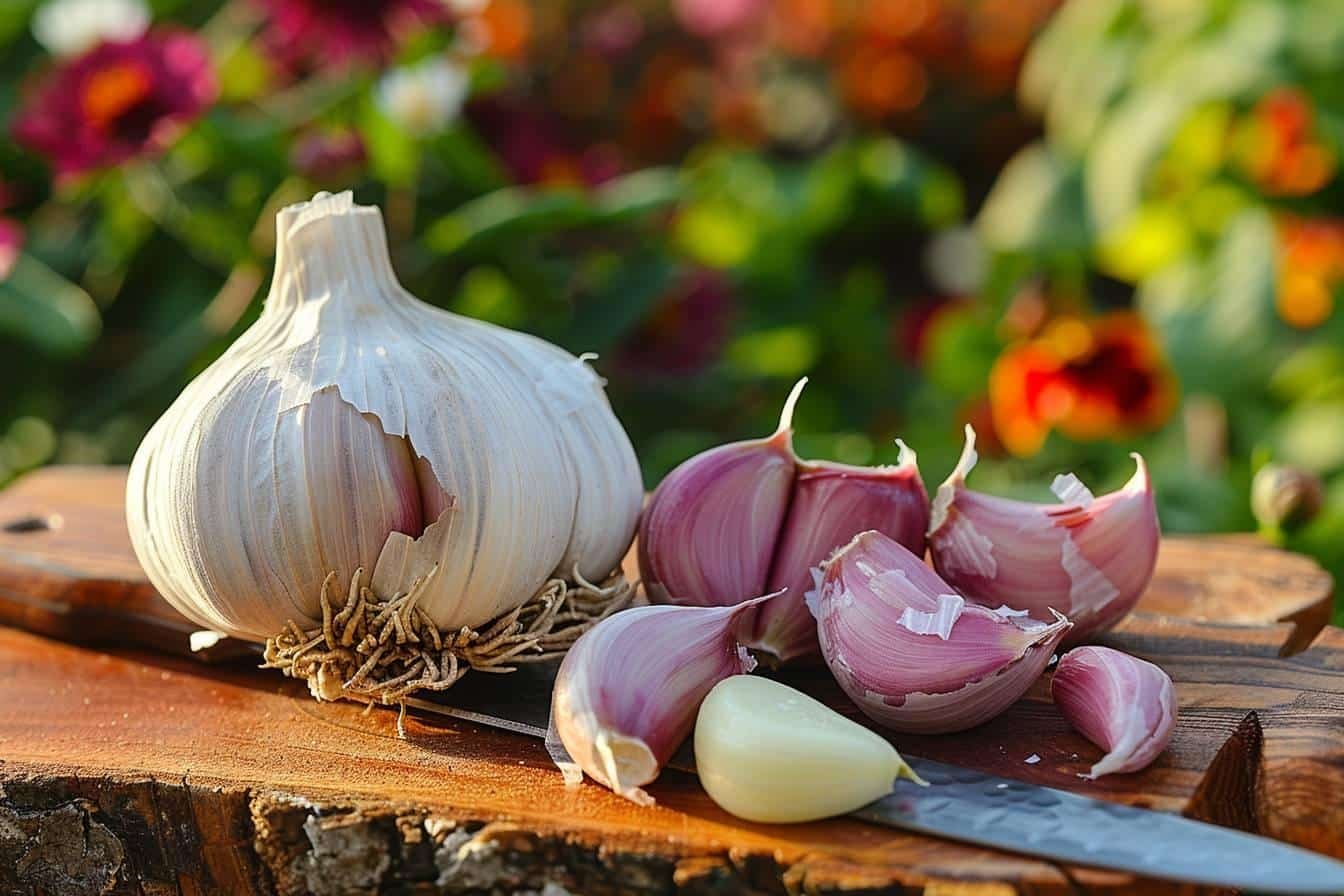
616 270 733 377
11 30 216 180
291 128 367 184
254 0 449 69
0 218 23 281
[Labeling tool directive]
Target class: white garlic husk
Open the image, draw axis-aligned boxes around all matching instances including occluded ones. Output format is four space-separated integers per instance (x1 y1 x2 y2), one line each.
127 192 642 644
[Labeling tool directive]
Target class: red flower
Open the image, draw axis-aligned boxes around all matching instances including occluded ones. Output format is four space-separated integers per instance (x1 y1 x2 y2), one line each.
11 30 216 180
989 313 1176 456
0 218 22 281
254 0 449 69
616 270 733 377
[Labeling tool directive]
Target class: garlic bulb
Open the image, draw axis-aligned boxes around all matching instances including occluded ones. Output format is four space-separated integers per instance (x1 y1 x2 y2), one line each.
1051 646 1177 778
927 425 1159 645
695 675 924 823
127 192 642 649
811 530 1070 734
549 598 769 805
640 379 930 663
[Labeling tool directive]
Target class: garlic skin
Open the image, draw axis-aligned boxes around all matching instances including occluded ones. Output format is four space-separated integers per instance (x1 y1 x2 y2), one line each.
127 192 642 642
695 675 924 823
1051 646 1177 778
638 379 805 607
550 599 766 805
927 425 1159 645
811 530 1070 734
750 442 928 663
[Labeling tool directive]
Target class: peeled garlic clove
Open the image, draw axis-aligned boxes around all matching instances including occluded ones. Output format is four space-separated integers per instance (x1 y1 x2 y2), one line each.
927 425 1159 644
638 379 805 607
751 441 929 663
550 597 768 805
695 675 924 823
1051 646 1177 778
813 530 1070 734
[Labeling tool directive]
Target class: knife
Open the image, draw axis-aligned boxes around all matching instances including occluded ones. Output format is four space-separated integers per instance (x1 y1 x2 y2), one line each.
408 662 1344 895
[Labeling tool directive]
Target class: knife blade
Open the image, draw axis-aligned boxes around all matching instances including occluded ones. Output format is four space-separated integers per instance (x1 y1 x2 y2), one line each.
860 757 1344 895
401 663 1344 894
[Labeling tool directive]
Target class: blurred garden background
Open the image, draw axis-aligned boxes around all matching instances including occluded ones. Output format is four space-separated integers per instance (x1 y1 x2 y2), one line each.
1 0 1342 602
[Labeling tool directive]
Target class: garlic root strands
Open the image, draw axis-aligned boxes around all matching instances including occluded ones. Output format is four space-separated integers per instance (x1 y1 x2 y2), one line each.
127 192 642 700
927 425 1159 646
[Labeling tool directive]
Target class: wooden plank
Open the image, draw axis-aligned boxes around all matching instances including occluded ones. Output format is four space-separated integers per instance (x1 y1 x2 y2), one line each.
0 466 1340 892
0 466 1334 657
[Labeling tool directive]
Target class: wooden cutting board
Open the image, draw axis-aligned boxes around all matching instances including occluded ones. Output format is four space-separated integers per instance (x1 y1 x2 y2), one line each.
0 466 1340 895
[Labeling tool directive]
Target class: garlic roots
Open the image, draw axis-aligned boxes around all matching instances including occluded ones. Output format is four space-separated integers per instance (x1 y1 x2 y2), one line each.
811 530 1070 734
927 425 1159 645
1051 646 1177 778
640 379 929 663
549 598 769 805
695 675 924 823
127 192 642 699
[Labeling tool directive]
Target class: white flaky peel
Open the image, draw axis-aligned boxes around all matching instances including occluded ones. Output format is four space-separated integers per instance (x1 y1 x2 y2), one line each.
548 598 770 805
927 425 1159 645
127 192 642 646
1051 645 1177 778
811 530 1071 734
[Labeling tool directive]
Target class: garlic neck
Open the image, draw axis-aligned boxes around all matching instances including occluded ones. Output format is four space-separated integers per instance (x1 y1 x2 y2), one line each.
267 191 405 313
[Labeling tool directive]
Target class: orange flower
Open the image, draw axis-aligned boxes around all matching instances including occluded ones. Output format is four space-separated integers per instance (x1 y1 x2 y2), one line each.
1276 215 1344 329
989 313 1177 456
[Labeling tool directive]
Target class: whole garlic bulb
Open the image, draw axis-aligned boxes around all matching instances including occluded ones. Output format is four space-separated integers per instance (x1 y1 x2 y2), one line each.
127 191 642 642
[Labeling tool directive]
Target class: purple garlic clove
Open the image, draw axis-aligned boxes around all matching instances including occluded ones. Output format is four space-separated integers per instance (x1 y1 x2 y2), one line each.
1051 645 1177 778
811 530 1070 734
927 425 1159 645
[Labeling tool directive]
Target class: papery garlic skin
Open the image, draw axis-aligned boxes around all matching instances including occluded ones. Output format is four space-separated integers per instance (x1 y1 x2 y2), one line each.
695 675 924 823
812 530 1070 734
550 599 766 805
927 425 1159 645
750 442 928 663
638 379 805 607
1051 646 1177 778
127 192 641 641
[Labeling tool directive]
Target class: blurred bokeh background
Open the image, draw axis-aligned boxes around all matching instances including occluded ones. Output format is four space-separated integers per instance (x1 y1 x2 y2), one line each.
2 0 1341 602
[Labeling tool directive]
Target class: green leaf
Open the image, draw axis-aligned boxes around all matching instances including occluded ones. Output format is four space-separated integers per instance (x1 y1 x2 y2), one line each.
0 255 101 356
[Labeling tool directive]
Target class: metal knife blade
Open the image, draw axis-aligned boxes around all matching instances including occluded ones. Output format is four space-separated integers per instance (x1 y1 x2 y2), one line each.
403 665 1344 893
858 757 1344 895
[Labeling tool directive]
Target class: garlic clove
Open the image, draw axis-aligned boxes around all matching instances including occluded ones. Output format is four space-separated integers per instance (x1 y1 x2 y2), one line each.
752 440 929 664
813 530 1070 734
638 379 806 607
695 675 924 823
549 597 770 805
1051 645 1177 778
927 425 1159 645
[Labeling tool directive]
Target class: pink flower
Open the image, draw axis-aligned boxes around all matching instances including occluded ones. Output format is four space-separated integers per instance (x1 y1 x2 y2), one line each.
254 0 450 69
0 218 22 281
290 128 367 184
673 0 767 39
11 30 216 180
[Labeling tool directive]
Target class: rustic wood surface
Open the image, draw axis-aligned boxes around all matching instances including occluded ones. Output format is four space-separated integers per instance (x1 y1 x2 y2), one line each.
0 466 1339 895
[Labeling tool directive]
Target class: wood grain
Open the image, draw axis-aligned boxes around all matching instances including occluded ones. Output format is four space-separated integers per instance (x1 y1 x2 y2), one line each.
0 466 1340 894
